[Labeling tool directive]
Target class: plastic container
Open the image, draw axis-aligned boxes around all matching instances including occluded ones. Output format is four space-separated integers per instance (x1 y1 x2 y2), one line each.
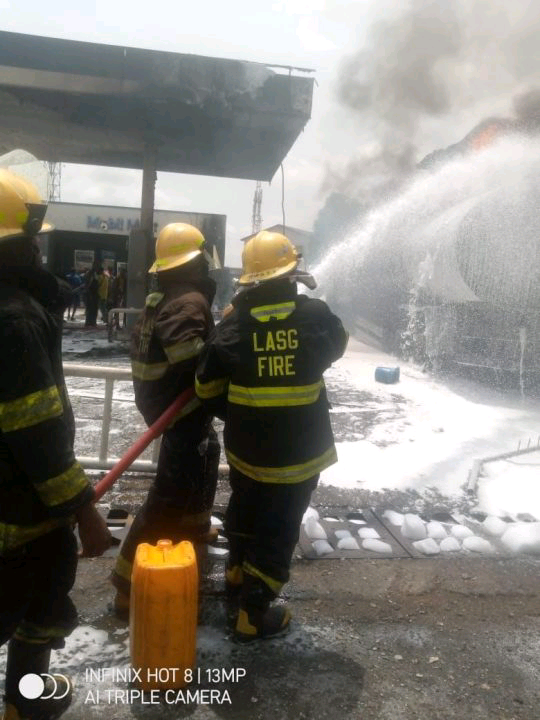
130 539 198 691
374 366 400 384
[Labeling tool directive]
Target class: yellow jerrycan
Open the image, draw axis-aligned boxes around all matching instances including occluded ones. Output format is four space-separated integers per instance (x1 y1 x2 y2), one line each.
130 539 198 691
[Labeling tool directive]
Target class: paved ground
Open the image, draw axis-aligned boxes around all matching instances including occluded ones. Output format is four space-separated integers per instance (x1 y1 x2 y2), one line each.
6 469 538 719
29 475 540 720
63 518 540 720
4 329 538 719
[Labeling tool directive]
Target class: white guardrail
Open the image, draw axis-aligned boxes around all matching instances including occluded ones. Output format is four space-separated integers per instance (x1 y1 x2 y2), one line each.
107 307 142 342
63 362 161 474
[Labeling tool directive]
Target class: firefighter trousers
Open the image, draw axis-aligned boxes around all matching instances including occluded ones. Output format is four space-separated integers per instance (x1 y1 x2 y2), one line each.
225 467 318 598
112 425 220 596
0 525 78 648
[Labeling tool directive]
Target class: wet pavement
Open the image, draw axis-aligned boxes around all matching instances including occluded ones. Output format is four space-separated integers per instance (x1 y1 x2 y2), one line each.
3 329 540 719
43 544 540 720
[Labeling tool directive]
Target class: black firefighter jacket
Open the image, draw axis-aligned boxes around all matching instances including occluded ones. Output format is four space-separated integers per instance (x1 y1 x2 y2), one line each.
195 280 348 483
0 267 94 555
130 272 216 435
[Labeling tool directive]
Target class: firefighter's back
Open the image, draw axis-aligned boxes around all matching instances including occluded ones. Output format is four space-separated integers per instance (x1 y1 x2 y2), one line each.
200 279 347 482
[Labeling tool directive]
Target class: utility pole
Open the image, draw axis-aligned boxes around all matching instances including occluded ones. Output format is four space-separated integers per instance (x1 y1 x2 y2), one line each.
45 162 62 201
251 181 263 234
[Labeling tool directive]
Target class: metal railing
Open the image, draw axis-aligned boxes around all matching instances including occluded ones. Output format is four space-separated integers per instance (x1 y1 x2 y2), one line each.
107 307 142 342
64 362 161 474
467 436 540 494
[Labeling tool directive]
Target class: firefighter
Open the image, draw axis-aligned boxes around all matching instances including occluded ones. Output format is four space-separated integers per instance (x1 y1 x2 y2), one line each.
111 223 220 615
0 169 112 720
195 230 348 641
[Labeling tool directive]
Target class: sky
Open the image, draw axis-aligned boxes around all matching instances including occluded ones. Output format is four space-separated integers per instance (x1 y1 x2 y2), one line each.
2 0 539 266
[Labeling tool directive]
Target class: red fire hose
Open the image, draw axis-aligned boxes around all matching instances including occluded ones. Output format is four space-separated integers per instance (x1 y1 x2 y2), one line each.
93 387 195 501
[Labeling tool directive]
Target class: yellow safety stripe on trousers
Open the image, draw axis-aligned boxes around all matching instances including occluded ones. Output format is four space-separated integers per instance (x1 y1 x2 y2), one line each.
166 395 202 428
195 376 228 399
35 461 89 508
15 620 72 643
242 561 283 595
164 336 204 365
0 385 63 433
226 565 244 587
226 445 338 484
0 517 70 554
228 381 323 408
131 359 169 381
114 553 133 582
249 301 296 322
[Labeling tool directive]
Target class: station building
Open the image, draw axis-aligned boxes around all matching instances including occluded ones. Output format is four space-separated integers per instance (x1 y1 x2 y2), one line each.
40 201 226 277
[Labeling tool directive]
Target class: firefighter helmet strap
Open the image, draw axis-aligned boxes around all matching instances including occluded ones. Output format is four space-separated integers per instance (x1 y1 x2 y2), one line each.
23 203 47 236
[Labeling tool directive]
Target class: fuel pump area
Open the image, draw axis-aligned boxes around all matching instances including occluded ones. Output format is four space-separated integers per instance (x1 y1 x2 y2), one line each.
41 201 226 280
0 29 314 307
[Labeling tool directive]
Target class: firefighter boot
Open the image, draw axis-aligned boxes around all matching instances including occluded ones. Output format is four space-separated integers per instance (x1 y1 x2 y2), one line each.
4 638 73 720
223 565 243 625
234 573 291 642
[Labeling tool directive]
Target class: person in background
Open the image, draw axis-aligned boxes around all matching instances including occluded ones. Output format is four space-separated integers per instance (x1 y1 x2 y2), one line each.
83 261 100 328
111 223 220 616
113 267 127 328
195 230 348 642
0 169 112 720
98 267 109 324
106 269 116 328
65 267 82 321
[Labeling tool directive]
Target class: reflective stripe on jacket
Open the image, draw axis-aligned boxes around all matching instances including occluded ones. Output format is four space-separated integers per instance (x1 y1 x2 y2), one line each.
130 275 216 430
195 280 348 483
0 269 94 554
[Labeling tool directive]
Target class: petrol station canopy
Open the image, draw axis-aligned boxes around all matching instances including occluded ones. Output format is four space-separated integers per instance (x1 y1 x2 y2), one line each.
0 31 314 181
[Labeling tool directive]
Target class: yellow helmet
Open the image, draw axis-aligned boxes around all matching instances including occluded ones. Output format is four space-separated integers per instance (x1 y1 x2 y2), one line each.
149 223 205 273
0 168 52 241
238 230 298 285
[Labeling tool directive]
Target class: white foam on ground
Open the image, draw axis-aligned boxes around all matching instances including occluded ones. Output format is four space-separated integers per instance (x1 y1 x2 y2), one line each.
207 546 228 557
337 536 360 550
440 537 461 552
305 519 327 540
482 516 508 537
476 456 540 521
412 538 440 555
462 536 494 553
319 344 540 520
383 510 404 526
426 521 448 540
451 525 474 540
312 539 334 556
53 627 129 671
401 514 427 541
358 527 380 539
500 523 540 554
362 538 393 554
302 507 320 524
